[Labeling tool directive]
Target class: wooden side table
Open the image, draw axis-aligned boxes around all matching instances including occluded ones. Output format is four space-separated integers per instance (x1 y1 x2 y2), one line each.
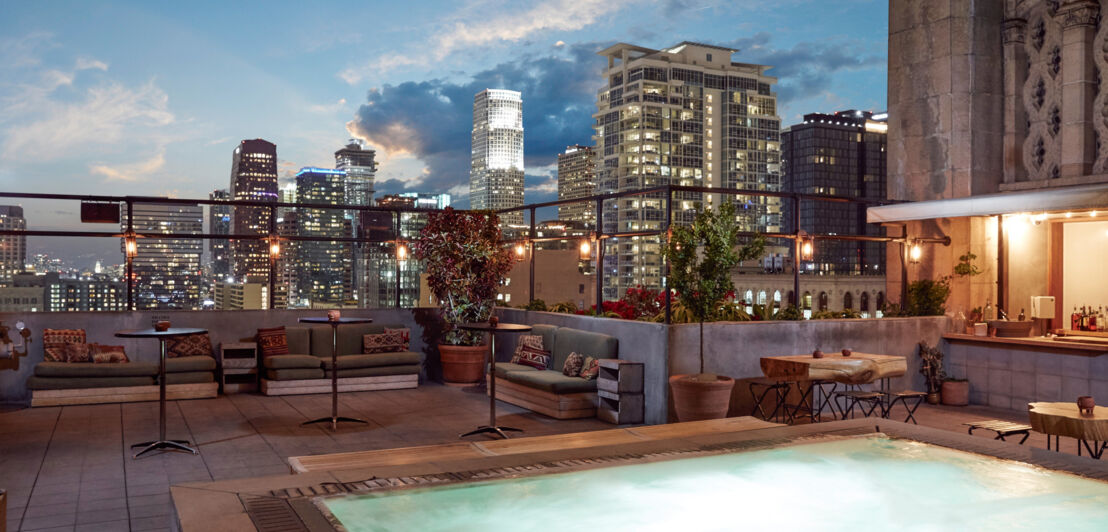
219 342 258 394
597 359 644 424
1028 402 1108 459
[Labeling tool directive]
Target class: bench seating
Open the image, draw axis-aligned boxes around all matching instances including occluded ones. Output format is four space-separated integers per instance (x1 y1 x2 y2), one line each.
489 325 618 419
259 323 421 396
28 356 218 407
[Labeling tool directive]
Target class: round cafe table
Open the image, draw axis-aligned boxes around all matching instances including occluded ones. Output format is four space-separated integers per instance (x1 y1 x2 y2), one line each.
1028 402 1108 459
458 322 532 440
298 317 372 430
115 327 207 458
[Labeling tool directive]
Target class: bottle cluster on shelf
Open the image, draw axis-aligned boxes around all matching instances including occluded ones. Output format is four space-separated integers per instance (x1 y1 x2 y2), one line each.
1070 305 1104 332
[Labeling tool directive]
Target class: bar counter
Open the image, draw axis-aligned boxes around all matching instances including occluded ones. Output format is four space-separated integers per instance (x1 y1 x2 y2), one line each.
942 333 1108 357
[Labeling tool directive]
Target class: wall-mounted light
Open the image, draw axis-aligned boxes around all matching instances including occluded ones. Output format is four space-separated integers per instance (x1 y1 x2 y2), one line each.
514 242 527 261
396 242 409 262
268 234 281 258
909 240 923 263
797 231 814 261
579 239 592 261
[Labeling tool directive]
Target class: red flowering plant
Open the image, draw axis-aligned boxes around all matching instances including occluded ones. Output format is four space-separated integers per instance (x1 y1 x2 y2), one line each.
413 208 514 346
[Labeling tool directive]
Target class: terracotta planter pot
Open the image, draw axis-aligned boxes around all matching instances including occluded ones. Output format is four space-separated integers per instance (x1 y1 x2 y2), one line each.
941 380 970 406
439 343 488 384
669 374 735 422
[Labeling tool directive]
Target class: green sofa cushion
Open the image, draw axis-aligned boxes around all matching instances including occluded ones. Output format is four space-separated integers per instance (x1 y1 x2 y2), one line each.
503 370 597 394
286 326 311 355
551 328 618 371
266 368 325 381
325 364 421 378
491 362 539 378
321 352 421 370
34 361 158 378
531 324 558 354
263 354 323 369
164 371 214 384
27 375 155 390
166 356 216 373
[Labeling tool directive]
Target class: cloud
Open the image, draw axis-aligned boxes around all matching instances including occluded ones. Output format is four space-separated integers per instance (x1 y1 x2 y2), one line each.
347 41 608 198
307 97 348 114
0 32 57 69
89 148 167 182
723 33 885 105
1 79 174 161
340 0 634 83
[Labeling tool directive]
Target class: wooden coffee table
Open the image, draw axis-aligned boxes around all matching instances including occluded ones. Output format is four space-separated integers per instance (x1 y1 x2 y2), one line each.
1028 402 1108 459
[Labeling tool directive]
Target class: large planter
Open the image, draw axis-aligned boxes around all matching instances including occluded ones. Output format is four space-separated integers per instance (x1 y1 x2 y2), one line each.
941 380 970 406
669 374 735 421
439 343 489 384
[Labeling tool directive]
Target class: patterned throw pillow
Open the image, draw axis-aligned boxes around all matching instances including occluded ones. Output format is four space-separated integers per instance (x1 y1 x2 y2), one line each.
63 342 91 363
363 332 403 354
384 328 410 350
166 333 213 358
516 344 551 370
511 335 544 364
579 356 600 380
90 343 129 364
256 327 290 358
43 347 67 362
562 352 585 377
43 328 86 348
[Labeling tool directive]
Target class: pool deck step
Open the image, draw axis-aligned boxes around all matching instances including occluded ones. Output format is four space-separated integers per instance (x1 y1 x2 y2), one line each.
286 416 781 474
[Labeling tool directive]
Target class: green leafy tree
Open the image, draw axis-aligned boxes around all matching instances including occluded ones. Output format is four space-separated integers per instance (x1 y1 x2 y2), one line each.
414 208 514 345
663 202 765 377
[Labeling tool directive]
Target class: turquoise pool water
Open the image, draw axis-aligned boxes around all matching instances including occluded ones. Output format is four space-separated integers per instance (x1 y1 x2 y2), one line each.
321 436 1108 531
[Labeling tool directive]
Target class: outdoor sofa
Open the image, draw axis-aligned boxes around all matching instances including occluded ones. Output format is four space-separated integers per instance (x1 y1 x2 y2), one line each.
26 328 218 407
259 323 422 395
489 324 618 419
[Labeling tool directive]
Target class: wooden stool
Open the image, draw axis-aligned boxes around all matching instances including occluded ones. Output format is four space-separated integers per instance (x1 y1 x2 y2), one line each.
882 390 927 424
963 420 1032 444
835 389 884 419
748 378 791 423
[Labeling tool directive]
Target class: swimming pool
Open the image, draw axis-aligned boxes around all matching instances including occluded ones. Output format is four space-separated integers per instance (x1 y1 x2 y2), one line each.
319 435 1108 531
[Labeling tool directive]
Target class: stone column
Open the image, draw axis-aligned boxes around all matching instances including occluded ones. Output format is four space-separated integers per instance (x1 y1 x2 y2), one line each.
1058 0 1099 178
1003 18 1028 184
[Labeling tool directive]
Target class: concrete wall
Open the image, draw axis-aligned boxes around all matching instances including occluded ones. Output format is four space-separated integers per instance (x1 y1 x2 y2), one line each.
668 317 949 419
497 308 670 424
0 308 443 405
944 340 1108 411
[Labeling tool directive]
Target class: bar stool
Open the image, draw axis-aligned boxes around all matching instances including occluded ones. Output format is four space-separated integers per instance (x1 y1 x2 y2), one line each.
810 380 839 422
833 383 885 419
748 378 792 423
882 390 928 424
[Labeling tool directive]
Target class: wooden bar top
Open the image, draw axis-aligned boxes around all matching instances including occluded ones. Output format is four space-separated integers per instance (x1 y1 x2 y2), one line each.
943 333 1108 356
761 352 907 385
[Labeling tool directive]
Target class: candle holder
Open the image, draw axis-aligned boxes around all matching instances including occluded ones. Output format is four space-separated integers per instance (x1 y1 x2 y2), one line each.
1077 396 1095 416
327 310 341 322
812 349 824 359
154 320 171 332
841 348 852 357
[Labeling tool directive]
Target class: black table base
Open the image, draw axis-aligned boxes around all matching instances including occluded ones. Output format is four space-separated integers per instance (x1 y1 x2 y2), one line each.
303 416 368 431
298 317 372 431
131 439 197 458
460 425 522 440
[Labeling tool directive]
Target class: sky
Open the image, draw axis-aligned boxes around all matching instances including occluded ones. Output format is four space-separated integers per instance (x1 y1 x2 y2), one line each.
0 0 887 264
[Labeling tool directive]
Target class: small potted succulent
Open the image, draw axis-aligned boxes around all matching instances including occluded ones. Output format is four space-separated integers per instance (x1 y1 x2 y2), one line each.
414 208 513 383
663 202 765 421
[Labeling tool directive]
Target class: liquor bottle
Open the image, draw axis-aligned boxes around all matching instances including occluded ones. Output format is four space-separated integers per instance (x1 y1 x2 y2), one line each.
984 299 994 321
1091 308 1099 332
1072 306 1081 330
1018 308 1026 321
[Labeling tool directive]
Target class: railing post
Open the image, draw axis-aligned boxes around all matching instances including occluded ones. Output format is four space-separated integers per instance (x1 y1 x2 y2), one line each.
395 210 402 309
529 207 536 305
793 195 800 310
595 198 603 311
126 199 134 312
664 185 672 325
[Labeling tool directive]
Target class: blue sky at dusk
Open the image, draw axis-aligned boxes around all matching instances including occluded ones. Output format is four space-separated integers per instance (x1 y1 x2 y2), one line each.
0 0 887 238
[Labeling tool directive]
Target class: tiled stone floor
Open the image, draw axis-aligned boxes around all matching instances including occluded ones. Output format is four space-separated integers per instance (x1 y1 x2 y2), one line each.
0 387 1100 532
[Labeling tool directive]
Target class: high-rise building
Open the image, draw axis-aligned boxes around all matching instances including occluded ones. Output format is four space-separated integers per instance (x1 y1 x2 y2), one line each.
361 193 450 308
294 168 351 307
122 203 203 310
335 139 377 208
782 110 888 275
470 89 524 225
213 280 267 310
208 189 231 278
594 42 782 298
0 206 26 286
557 145 597 227
229 139 277 283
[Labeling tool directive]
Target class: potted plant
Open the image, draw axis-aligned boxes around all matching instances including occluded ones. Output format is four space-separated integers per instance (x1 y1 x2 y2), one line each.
917 341 944 404
906 277 951 316
414 208 513 383
663 202 765 421
941 378 970 406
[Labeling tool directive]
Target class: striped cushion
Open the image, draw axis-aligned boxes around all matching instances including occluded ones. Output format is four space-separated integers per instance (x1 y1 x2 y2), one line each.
363 330 405 354
90 343 129 363
511 335 544 364
166 333 213 358
516 344 550 370
43 328 86 349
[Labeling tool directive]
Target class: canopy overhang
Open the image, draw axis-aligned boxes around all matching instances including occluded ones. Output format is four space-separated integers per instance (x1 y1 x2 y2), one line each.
867 183 1108 223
